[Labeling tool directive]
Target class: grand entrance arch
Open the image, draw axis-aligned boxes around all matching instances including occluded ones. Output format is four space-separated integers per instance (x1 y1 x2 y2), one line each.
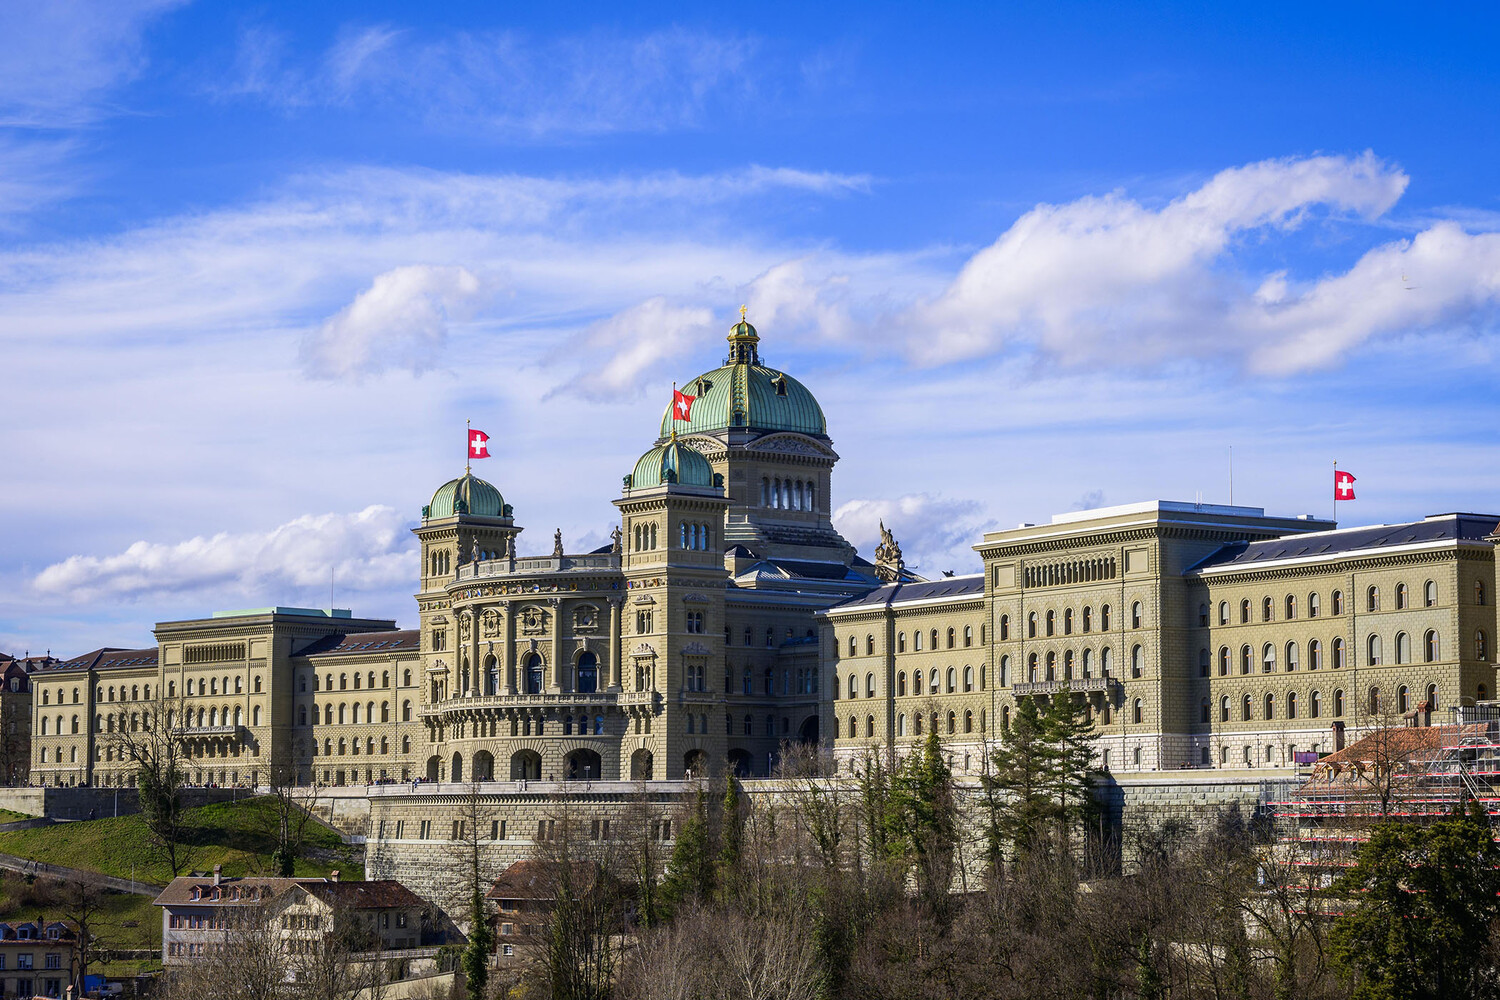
511 749 542 781
425 755 441 782
566 748 602 781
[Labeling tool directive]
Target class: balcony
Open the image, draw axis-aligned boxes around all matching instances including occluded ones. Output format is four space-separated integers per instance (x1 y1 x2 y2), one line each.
418 691 621 717
173 724 246 739
454 553 622 582
1011 677 1119 698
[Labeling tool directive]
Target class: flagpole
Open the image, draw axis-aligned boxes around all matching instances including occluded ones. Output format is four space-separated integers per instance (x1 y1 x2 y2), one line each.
1332 460 1337 526
466 418 471 476
671 382 678 438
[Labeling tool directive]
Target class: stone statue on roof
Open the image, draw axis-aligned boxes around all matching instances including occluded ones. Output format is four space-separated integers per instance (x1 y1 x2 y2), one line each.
874 520 905 583
553 529 564 558
610 525 623 554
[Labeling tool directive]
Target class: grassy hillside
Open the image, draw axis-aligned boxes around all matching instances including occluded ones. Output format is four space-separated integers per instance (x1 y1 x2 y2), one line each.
0 796 362 887
0 872 159 978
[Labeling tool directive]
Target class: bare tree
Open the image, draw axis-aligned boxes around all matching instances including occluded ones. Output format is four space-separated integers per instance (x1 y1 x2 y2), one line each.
0 697 29 785
110 700 196 877
158 902 288 1000
55 876 110 996
289 900 392 1000
263 764 321 877
529 805 623 1000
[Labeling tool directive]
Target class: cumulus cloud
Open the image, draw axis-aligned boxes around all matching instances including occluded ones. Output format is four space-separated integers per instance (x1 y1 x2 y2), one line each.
32 506 415 604
560 297 716 401
834 493 996 577
300 265 484 379
905 152 1426 369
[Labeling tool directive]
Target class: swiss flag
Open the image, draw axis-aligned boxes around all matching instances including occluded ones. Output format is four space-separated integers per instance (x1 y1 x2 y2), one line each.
1335 470 1356 501
672 389 696 422
468 429 491 460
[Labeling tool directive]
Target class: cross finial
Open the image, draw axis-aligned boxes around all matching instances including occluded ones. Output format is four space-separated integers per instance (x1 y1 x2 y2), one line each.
739 304 747 321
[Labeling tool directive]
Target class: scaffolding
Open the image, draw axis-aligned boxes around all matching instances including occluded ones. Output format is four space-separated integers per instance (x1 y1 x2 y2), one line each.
1268 705 1500 869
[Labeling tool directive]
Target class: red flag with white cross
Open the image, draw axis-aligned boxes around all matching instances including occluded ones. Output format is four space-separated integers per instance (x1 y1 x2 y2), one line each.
672 388 696 422
469 428 491 459
1335 469 1356 501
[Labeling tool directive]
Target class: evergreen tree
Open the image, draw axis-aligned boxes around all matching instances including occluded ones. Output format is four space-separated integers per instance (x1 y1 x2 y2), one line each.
1040 686 1099 849
715 778 744 904
460 879 493 1000
658 791 715 914
983 695 1057 860
1331 806 1500 1000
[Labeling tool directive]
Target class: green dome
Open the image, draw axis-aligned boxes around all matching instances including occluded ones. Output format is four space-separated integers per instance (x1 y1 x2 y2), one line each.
658 317 827 438
629 438 715 489
426 472 506 519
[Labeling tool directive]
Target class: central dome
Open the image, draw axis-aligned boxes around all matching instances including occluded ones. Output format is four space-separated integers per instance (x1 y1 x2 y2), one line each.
425 472 507 519
657 317 827 438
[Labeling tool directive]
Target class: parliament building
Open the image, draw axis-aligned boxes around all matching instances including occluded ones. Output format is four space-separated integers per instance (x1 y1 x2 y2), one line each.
26 317 1500 788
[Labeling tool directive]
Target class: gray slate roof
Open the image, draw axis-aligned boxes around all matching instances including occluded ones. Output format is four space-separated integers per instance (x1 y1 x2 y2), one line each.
826 574 985 612
1191 513 1500 573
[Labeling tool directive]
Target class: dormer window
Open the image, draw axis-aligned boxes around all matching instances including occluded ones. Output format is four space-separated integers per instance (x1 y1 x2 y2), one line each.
771 374 788 397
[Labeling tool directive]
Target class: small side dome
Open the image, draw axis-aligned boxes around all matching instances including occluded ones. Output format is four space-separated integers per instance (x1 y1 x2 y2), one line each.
629 438 715 489
426 472 506 519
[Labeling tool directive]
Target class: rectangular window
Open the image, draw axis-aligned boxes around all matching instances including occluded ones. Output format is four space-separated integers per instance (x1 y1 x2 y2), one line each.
18 954 33 969
45 954 60 969
395 820 404 839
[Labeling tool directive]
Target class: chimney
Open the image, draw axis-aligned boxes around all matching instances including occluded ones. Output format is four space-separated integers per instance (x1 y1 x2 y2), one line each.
213 864 222 886
329 870 340 883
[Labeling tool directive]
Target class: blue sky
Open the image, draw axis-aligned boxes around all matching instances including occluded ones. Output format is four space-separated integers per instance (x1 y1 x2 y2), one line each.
3 1 1500 655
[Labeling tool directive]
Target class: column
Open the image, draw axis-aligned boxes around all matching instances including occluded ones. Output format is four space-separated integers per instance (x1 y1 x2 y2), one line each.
549 598 564 692
608 597 623 690
503 604 516 694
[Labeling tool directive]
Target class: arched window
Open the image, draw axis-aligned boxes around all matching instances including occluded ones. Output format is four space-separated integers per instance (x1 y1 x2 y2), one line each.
964 710 973 733
1240 599 1250 624
1425 580 1437 607
1101 605 1111 630
1198 603 1209 627
1367 634 1383 666
964 625 973 647
402 700 411 722
1396 583 1408 610
1481 684 1491 702
850 674 860 699
1425 630 1439 662
1132 698 1142 724
1368 686 1382 715
1100 647 1112 677
1309 592 1321 617
947 627 956 648
1130 645 1143 679
1367 586 1379 612
1478 580 1488 606
1218 647 1229 676
1427 683 1438 712
1027 653 1038 683
1200 699 1210 723
1398 685 1410 713
1198 649 1210 677
1262 597 1273 622
1285 641 1299 671
963 666 974 692
1478 630 1489 661
1133 747 1142 768
1395 632 1411 665
1217 601 1228 625
1063 609 1074 635
1311 690 1321 718
1083 606 1093 632
1045 611 1054 636
1240 645 1252 675
1264 693 1275 720
1000 615 1010 640
897 632 906 653
1064 650 1074 679
1045 652 1056 682
1288 692 1298 719
1286 595 1297 619
1333 636 1346 669
1131 602 1143 629
1081 648 1093 677
946 712 956 735
866 673 876 698
866 634 875 655
1242 695 1252 721
1220 696 1230 722
999 656 1010 687
1309 639 1322 671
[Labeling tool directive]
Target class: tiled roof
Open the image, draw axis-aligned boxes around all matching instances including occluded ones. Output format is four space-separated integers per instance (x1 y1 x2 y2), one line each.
302 880 425 909
826 574 985 612
1314 726 1450 767
155 875 319 906
1191 513 1500 573
295 630 420 657
53 647 159 672
487 860 612 900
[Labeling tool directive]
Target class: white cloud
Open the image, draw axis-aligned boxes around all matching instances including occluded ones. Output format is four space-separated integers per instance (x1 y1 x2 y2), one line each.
834 493 995 577
0 0 182 127
561 297 716 401
32 506 415 605
300 265 485 380
905 152 1417 368
216 24 790 138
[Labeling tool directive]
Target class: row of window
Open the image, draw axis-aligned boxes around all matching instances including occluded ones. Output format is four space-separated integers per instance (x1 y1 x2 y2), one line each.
839 708 989 739
1206 682 1444 723
1001 646 1123 684
839 665 986 699
1200 629 1487 676
723 665 820 696
733 625 816 647
761 477 817 512
845 625 980 657
300 669 406 693
1001 602 1131 640
1204 580 1484 627
1021 557 1118 589
632 522 660 551
680 522 714 550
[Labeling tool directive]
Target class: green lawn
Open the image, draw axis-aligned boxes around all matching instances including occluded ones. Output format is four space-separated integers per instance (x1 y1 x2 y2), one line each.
0 796 362 887
0 870 160 978
0 808 35 824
